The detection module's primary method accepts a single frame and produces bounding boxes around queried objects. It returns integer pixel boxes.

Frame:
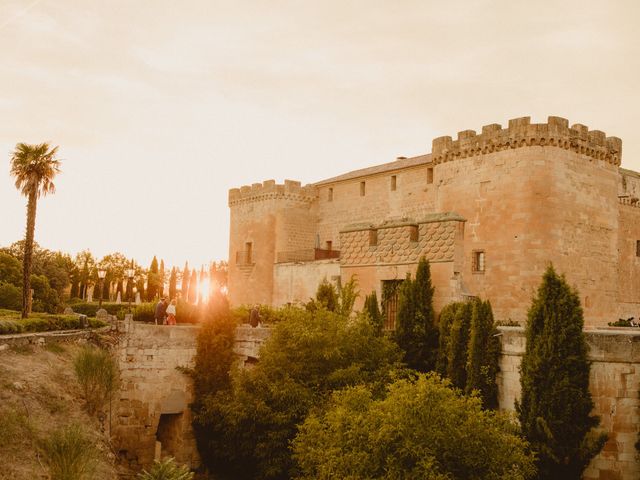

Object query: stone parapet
[228,179,318,206]
[432,116,622,166]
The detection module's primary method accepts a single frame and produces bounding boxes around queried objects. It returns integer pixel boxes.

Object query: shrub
[0,407,33,447]
[0,281,21,310]
[137,457,194,480]
[363,290,383,334]
[0,311,106,334]
[133,303,156,322]
[73,346,119,415]
[293,374,536,480]
[41,424,97,480]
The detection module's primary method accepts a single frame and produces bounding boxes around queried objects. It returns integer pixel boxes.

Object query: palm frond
[9,142,62,198]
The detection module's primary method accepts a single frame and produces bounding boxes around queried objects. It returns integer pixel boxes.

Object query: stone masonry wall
[498,327,640,480]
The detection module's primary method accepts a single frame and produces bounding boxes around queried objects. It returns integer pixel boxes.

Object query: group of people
[154,297,177,325]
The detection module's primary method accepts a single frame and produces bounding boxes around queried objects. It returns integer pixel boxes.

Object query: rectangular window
[637,240,640,257]
[245,242,253,265]
[328,187,333,201]
[360,181,366,196]
[325,240,332,251]
[409,225,419,242]
[369,229,378,246]
[472,250,485,273]
[427,167,434,184]
[390,175,397,191]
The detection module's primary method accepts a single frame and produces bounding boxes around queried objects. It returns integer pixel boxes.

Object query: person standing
[154,297,168,325]
[166,299,177,326]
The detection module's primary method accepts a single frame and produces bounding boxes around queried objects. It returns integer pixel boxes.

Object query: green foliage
[132,303,156,322]
[188,269,198,304]
[0,407,33,447]
[137,457,194,480]
[517,265,606,479]
[41,424,97,480]
[435,302,457,376]
[446,302,472,389]
[192,307,403,479]
[0,281,22,310]
[293,373,536,480]
[181,262,190,300]
[147,256,159,301]
[169,267,177,300]
[394,257,439,372]
[466,299,500,409]
[231,303,283,325]
[73,346,119,415]
[313,278,338,312]
[30,273,60,313]
[363,290,383,334]
[0,252,21,286]
[337,276,359,316]
[0,310,105,334]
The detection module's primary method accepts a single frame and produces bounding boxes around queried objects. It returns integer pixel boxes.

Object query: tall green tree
[363,290,383,334]
[436,302,458,377]
[517,266,606,479]
[169,267,177,300]
[466,299,500,409]
[446,302,472,390]
[146,256,159,301]
[159,259,165,297]
[394,257,439,372]
[181,262,190,301]
[10,143,61,317]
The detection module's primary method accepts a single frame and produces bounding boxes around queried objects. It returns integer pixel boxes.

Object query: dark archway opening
[156,412,183,460]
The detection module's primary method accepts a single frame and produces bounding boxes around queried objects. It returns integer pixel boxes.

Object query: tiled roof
[314,154,432,186]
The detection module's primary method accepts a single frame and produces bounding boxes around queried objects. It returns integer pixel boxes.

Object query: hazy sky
[1,0,639,269]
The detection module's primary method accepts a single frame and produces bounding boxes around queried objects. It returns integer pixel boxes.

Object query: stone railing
[431,116,622,166]
[276,248,340,263]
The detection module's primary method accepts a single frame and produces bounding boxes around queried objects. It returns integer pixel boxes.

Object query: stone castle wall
[227,115,639,328]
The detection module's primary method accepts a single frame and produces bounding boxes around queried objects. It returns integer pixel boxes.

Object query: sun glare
[198,277,210,303]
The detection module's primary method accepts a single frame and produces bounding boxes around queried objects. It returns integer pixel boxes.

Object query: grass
[41,424,98,480]
[0,407,34,447]
[73,346,119,415]
[137,457,194,480]
[45,342,67,354]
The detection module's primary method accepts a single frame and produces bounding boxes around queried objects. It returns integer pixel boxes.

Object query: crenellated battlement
[228,179,317,206]
[432,116,622,166]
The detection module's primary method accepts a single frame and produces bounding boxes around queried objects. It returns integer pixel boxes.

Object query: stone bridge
[111,320,640,479]
[113,321,270,470]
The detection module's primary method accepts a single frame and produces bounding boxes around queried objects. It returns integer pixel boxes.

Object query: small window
[245,242,253,265]
[637,240,640,257]
[472,250,485,273]
[326,241,332,251]
[360,181,366,196]
[427,167,434,184]
[328,187,333,201]
[369,229,378,246]
[390,175,397,191]
[409,225,418,242]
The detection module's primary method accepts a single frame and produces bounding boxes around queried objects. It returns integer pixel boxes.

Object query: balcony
[276,248,340,263]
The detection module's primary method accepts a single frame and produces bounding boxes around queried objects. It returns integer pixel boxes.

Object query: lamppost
[97,268,107,307]
[126,264,135,314]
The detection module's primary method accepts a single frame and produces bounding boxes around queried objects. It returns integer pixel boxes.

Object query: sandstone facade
[228,116,640,327]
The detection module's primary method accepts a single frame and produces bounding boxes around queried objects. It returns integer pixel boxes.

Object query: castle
[228,116,640,328]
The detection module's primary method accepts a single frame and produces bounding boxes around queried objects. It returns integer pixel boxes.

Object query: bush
[0,281,21,310]
[0,311,106,334]
[133,303,156,322]
[137,457,194,480]
[293,374,536,480]
[73,346,119,415]
[41,424,97,480]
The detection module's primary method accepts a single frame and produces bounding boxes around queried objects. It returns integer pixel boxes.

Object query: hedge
[0,310,106,335]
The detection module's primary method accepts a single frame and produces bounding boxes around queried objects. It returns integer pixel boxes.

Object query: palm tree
[9,143,61,318]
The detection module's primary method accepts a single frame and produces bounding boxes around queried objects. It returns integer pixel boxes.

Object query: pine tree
[394,257,439,372]
[517,265,606,479]
[146,256,159,301]
[446,301,472,390]
[169,267,177,300]
[136,277,145,302]
[466,299,500,409]
[188,269,198,304]
[363,291,383,334]
[181,262,190,301]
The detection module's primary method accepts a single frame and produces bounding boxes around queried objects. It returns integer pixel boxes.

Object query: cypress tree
[363,290,383,334]
[181,262,190,301]
[395,257,439,372]
[159,259,165,297]
[169,267,177,300]
[146,256,159,301]
[188,269,198,304]
[466,299,500,409]
[447,301,472,390]
[436,302,458,376]
[517,265,606,479]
